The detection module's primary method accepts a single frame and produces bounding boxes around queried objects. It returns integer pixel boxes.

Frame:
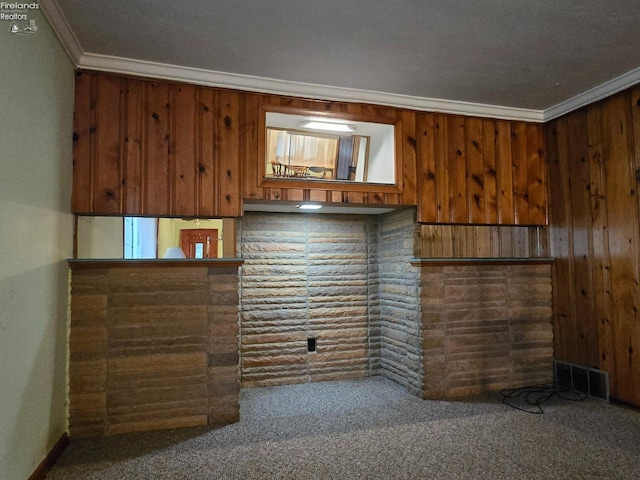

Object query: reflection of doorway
[180,229,218,258]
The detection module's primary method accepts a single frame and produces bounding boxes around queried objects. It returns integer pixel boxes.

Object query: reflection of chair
[308,166,326,179]
[288,165,309,177]
[270,161,285,177]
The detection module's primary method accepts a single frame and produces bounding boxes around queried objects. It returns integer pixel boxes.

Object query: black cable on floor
[500,381,587,414]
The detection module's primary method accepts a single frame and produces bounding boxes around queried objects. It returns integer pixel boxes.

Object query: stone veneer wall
[238,210,553,400]
[420,264,554,399]
[366,217,382,375]
[377,209,423,395]
[68,264,240,438]
[239,213,376,387]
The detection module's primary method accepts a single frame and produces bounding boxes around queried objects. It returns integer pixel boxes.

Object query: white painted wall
[0,10,74,480]
[363,124,395,184]
[77,216,124,258]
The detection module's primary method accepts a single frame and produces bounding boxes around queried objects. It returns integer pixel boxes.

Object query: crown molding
[39,0,83,64]
[543,67,640,121]
[41,0,640,124]
[77,52,545,122]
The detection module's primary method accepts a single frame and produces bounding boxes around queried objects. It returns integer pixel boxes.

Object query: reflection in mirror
[157,218,223,259]
[76,216,226,259]
[124,217,157,258]
[76,216,123,259]
[265,112,395,185]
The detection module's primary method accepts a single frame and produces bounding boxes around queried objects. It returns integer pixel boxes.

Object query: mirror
[76,216,233,259]
[266,127,370,181]
[259,107,400,191]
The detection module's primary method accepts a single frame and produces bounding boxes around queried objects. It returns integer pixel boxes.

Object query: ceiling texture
[42,0,640,122]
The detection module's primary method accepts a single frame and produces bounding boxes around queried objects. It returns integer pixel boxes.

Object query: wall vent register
[554,360,609,401]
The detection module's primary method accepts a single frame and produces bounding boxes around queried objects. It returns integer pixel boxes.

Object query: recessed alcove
[237,207,423,394]
[237,207,554,398]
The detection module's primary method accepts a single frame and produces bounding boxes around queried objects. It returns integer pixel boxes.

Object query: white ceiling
[42,0,640,122]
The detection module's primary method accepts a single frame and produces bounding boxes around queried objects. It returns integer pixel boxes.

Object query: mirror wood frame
[257,104,404,193]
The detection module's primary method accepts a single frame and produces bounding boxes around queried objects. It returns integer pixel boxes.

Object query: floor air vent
[554,360,609,401]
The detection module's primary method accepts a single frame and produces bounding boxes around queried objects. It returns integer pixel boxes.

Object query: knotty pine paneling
[73,71,547,225]
[511,122,529,224]
[601,93,640,406]
[400,110,419,206]
[483,119,499,224]
[466,117,486,224]
[547,116,577,362]
[172,84,198,215]
[415,113,547,225]
[94,75,123,213]
[71,72,93,213]
[527,124,547,223]
[218,90,243,216]
[546,86,640,408]
[198,87,218,216]
[72,72,244,217]
[496,120,515,224]
[123,80,144,212]
[448,116,468,223]
[585,104,615,382]
[416,113,437,221]
[419,225,549,259]
[145,80,171,214]
[566,111,598,368]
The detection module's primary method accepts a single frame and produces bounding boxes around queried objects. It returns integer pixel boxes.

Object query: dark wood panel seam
[410,257,554,266]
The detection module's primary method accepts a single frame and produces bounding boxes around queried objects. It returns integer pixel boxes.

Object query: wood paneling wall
[416,114,547,225]
[546,87,640,407]
[419,225,549,258]
[72,71,547,226]
[72,72,243,217]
